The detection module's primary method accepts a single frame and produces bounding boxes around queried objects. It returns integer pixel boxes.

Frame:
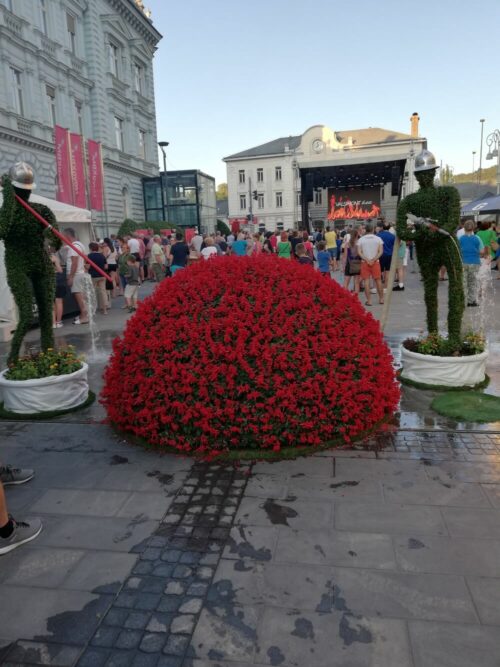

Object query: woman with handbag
[343,228,362,294]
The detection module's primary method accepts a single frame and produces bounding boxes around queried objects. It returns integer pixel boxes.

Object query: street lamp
[158,141,169,221]
[485,129,500,195]
[472,150,476,175]
[478,118,485,190]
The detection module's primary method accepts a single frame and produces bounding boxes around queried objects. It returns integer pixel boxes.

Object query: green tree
[216,183,228,200]
[441,164,454,185]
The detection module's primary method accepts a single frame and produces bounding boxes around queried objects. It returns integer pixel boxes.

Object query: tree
[216,183,228,200]
[441,165,454,185]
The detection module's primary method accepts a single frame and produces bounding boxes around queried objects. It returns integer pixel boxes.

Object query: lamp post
[478,118,485,191]
[472,150,476,175]
[158,141,169,222]
[485,129,500,195]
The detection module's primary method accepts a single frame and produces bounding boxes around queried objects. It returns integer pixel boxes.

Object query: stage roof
[300,159,408,190]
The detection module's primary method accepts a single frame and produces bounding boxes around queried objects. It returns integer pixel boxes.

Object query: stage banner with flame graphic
[55,125,73,205]
[87,139,104,211]
[327,188,381,221]
[69,133,87,209]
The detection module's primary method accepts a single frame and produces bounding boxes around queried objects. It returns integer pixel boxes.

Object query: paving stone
[466,576,500,625]
[274,528,397,569]
[427,461,500,484]
[116,492,172,520]
[164,581,185,595]
[394,535,500,576]
[91,626,121,648]
[105,649,135,666]
[139,633,166,653]
[134,593,162,611]
[336,458,429,481]
[252,457,333,477]
[289,476,383,502]
[178,597,203,614]
[115,630,143,650]
[222,526,277,562]
[124,611,151,630]
[191,605,259,662]
[64,552,139,593]
[4,640,82,666]
[331,566,477,623]
[162,633,190,656]
[186,582,209,597]
[260,607,412,667]
[0,547,84,588]
[409,620,500,667]
[383,479,489,506]
[30,489,131,517]
[480,484,500,507]
[156,596,181,613]
[131,654,160,667]
[336,502,447,535]
[133,562,154,576]
[77,647,110,666]
[235,496,333,530]
[442,507,500,538]
[104,608,129,627]
[170,614,196,635]
[161,550,182,563]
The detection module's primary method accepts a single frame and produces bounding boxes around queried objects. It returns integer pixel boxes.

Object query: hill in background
[453,164,497,185]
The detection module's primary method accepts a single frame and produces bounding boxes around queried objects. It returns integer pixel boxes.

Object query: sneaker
[0,517,42,556]
[0,465,34,486]
[370,288,377,294]
[56,322,64,328]
[393,285,405,291]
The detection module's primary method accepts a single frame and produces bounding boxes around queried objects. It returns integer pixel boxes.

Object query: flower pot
[0,363,89,414]
[400,347,488,388]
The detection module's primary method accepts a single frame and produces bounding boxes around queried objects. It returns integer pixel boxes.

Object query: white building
[0,0,162,235]
[224,116,426,232]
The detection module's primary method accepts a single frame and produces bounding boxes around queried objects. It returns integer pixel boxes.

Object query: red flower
[102,255,399,457]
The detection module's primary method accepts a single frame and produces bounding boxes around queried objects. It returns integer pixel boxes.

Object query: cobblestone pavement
[1,421,500,667]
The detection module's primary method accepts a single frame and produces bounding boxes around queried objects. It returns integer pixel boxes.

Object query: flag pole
[14,194,112,282]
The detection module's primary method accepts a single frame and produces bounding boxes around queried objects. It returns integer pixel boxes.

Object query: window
[108,42,119,77]
[40,0,48,34]
[46,85,56,126]
[138,129,146,159]
[257,193,264,209]
[275,166,282,181]
[10,68,23,115]
[257,168,263,183]
[238,169,245,184]
[66,13,76,54]
[275,192,283,208]
[314,189,323,205]
[296,191,302,206]
[239,193,246,210]
[114,116,124,151]
[133,63,143,94]
[75,100,83,135]
[3,0,12,11]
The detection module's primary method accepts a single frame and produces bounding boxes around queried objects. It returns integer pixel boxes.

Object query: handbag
[348,258,362,275]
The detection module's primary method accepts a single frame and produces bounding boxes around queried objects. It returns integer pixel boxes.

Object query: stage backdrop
[327,187,381,221]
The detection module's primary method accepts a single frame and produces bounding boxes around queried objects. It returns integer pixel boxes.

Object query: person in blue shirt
[230,233,247,257]
[376,221,396,283]
[316,241,332,276]
[460,220,483,307]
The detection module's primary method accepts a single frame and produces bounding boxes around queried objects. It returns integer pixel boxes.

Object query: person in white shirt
[201,237,217,260]
[127,236,140,255]
[63,227,88,324]
[357,222,384,306]
[191,231,203,253]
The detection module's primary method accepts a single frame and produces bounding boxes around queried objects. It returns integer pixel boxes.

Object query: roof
[454,182,494,202]
[224,127,417,160]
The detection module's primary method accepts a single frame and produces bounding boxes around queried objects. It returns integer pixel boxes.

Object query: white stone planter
[400,347,488,388]
[0,362,89,414]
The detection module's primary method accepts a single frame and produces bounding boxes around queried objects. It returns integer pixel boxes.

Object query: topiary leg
[32,269,55,352]
[443,239,465,345]
[415,241,439,335]
[7,268,34,364]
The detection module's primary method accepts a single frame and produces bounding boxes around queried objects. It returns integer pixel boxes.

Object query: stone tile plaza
[0,2,500,667]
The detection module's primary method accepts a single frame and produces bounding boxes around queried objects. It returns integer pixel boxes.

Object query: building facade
[143,170,217,234]
[0,0,161,235]
[224,118,426,231]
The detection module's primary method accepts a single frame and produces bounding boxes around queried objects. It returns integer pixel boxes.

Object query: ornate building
[0,0,161,234]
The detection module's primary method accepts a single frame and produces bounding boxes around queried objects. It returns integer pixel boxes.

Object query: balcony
[1,8,23,39]
[17,118,32,135]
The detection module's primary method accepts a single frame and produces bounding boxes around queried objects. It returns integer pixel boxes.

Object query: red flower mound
[102,255,399,457]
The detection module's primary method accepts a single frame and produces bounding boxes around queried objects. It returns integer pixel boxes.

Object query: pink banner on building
[55,125,73,204]
[69,133,87,209]
[87,139,104,211]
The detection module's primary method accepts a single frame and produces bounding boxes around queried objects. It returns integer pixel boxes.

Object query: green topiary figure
[0,163,61,364]
[396,150,464,346]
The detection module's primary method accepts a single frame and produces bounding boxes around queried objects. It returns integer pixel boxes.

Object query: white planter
[0,362,89,414]
[400,347,488,388]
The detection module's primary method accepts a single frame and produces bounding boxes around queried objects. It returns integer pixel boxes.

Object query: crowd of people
[49,217,499,326]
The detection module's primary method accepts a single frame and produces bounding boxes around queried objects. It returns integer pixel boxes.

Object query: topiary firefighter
[0,163,61,364]
[396,150,464,346]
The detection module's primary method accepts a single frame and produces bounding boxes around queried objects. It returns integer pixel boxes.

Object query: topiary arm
[38,205,62,251]
[436,186,460,234]
[0,175,16,240]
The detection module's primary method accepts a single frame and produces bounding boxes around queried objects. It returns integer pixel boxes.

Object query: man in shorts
[357,222,384,306]
[64,227,88,324]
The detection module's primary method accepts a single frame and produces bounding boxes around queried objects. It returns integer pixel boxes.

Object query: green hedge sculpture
[396,153,464,345]
[0,169,61,364]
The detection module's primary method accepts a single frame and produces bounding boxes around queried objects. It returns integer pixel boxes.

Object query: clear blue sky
[148,0,500,186]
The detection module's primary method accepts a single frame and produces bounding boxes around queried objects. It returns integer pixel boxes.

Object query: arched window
[122,186,130,219]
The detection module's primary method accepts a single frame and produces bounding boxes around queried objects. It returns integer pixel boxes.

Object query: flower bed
[4,346,83,380]
[102,256,400,458]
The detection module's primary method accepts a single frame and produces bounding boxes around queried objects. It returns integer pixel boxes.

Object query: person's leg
[343,275,350,290]
[362,266,372,304]
[55,298,63,324]
[376,278,384,303]
[96,278,107,313]
[354,275,360,294]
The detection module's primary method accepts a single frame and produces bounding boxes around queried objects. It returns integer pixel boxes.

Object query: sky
[147,0,500,186]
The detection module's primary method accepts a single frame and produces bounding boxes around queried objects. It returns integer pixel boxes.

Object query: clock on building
[312,139,324,153]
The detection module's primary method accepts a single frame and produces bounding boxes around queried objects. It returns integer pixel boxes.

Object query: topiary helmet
[9,161,36,190]
[414,149,439,173]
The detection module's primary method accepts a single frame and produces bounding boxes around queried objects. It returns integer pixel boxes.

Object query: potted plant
[395,150,488,388]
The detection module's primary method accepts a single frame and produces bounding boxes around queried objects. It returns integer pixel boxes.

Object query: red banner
[69,133,86,209]
[87,139,104,211]
[55,125,73,204]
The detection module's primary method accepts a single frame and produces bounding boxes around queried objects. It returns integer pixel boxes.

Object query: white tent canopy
[0,193,94,323]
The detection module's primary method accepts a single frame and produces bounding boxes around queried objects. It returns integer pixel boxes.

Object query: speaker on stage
[305,173,314,202]
[391,166,400,197]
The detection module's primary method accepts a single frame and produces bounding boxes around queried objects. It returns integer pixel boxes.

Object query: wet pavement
[0,269,499,666]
